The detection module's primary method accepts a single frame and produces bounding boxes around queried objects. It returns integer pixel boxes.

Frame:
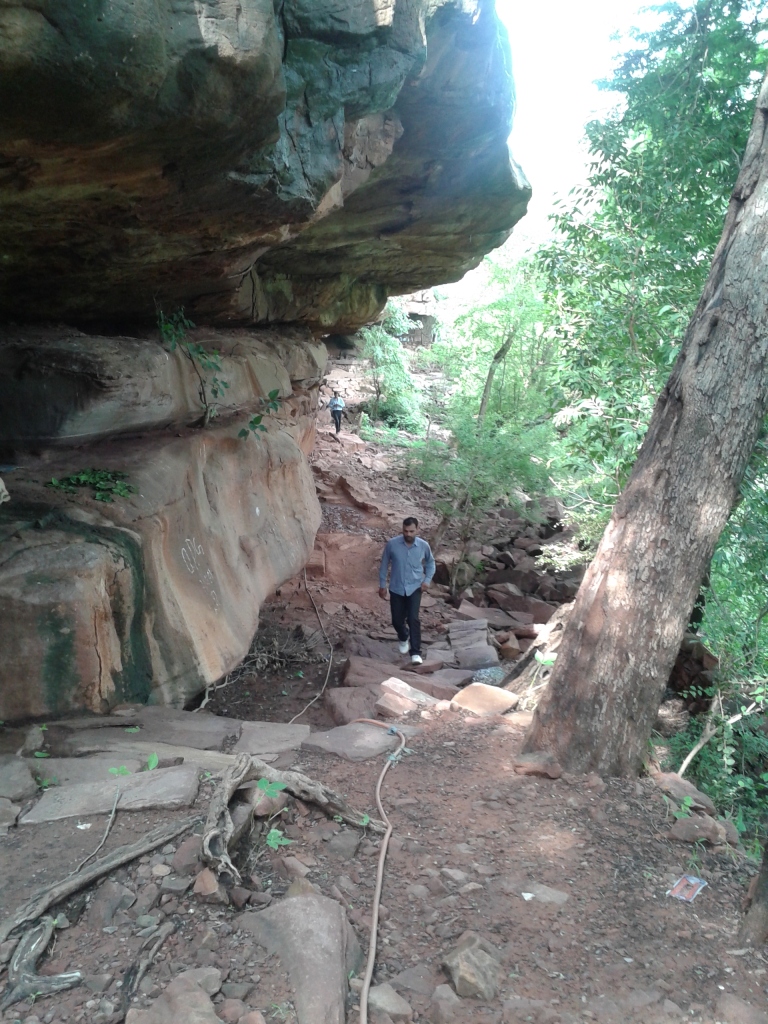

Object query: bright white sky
[495,0,660,248]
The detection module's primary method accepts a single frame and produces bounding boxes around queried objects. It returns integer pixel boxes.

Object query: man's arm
[422,541,436,589]
[378,541,392,596]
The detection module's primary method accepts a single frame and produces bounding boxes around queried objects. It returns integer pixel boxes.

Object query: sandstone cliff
[0,0,528,329]
[0,329,325,720]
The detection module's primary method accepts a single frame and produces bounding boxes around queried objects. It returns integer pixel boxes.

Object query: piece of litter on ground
[623,957,633,963]
[666,874,707,901]
[521,892,535,901]
[76,822,92,830]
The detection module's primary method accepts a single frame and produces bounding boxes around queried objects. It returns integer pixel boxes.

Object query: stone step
[20,764,200,824]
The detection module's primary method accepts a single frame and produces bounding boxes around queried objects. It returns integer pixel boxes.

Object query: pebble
[217,997,247,1023]
[440,868,468,884]
[151,862,171,877]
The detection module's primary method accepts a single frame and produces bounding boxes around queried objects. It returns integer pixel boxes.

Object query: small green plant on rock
[265,827,292,851]
[109,765,131,777]
[252,777,287,810]
[47,469,136,503]
[239,389,282,440]
[158,308,228,426]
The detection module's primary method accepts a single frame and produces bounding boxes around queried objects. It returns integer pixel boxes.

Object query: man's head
[333,390,340,396]
[402,516,418,544]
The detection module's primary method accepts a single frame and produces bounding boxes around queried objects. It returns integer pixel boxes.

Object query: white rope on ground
[351,718,406,1024]
[287,567,335,725]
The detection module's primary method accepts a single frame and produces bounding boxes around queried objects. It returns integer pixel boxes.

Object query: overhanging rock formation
[0,329,325,720]
[0,0,529,328]
[0,0,529,720]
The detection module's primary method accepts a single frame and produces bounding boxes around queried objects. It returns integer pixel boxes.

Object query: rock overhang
[0,0,530,331]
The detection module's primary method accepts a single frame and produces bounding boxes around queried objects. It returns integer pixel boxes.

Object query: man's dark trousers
[389,589,422,656]
[331,410,342,432]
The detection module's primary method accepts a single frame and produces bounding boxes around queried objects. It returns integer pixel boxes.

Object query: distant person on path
[328,391,346,433]
[378,516,435,665]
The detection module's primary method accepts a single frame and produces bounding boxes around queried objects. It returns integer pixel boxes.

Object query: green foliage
[239,389,282,440]
[146,752,159,771]
[109,765,131,777]
[536,1,768,529]
[47,469,136,503]
[255,778,288,800]
[159,307,228,424]
[358,324,423,432]
[265,827,292,850]
[33,751,50,758]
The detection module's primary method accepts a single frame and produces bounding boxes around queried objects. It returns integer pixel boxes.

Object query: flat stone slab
[302,723,421,761]
[233,722,310,756]
[20,764,200,823]
[454,645,500,669]
[381,677,440,707]
[241,892,361,1024]
[0,754,38,801]
[35,756,144,787]
[134,707,241,751]
[451,682,518,716]
[457,602,516,630]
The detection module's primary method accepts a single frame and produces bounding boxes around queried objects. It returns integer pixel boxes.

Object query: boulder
[325,686,380,726]
[668,813,726,845]
[454,646,500,670]
[368,983,413,1021]
[456,602,517,629]
[0,397,320,721]
[0,755,37,802]
[125,968,223,1024]
[451,683,518,717]
[241,892,362,1024]
[442,932,501,1000]
[649,771,717,816]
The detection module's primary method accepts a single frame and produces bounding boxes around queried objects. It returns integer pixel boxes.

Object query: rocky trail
[1,356,767,1024]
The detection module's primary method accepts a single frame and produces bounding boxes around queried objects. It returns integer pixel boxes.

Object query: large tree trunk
[522,77,768,775]
[739,845,768,946]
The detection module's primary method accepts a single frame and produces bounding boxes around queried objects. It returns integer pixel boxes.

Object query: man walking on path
[328,391,346,433]
[378,517,435,665]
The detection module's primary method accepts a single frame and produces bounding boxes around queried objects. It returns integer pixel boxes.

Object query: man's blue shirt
[379,535,435,596]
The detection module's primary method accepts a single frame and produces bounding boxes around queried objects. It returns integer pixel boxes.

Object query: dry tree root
[0,815,202,949]
[0,916,82,1010]
[117,920,176,1020]
[202,754,384,881]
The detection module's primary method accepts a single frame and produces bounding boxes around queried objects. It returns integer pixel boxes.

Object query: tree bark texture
[739,844,768,946]
[523,77,768,775]
[477,332,513,428]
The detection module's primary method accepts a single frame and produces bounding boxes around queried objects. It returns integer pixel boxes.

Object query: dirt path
[1,369,766,1024]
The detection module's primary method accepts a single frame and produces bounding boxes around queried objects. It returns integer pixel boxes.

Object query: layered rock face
[0,0,529,329]
[0,329,325,720]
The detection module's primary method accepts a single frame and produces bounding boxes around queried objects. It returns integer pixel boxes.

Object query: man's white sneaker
[398,640,410,655]
[411,654,423,665]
